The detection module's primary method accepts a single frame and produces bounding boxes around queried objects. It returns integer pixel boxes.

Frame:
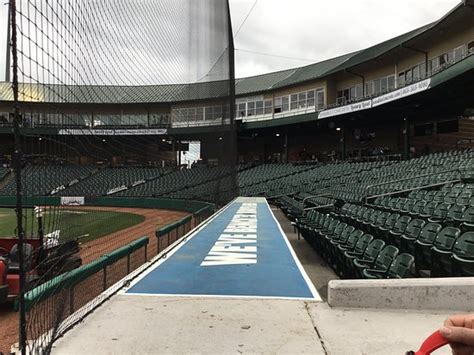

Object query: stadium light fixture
[336,127,341,131]
[218,137,223,141]
[275,133,280,137]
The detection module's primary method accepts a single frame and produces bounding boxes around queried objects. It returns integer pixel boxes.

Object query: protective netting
[2,0,237,353]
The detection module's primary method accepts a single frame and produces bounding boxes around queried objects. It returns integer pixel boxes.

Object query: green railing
[17,236,149,312]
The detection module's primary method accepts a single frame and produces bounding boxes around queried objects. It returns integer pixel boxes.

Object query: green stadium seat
[388,215,411,246]
[347,239,385,279]
[327,225,355,267]
[363,253,414,279]
[452,232,474,277]
[341,234,375,278]
[414,222,442,274]
[356,245,398,278]
[376,213,400,242]
[399,219,426,254]
[430,227,461,277]
[334,230,364,275]
[427,202,451,223]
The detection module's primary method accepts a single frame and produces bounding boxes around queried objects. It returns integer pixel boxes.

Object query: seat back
[392,215,411,233]
[338,226,355,244]
[452,232,474,259]
[404,219,426,239]
[373,245,399,271]
[417,222,442,244]
[432,202,451,219]
[384,213,400,229]
[367,210,380,224]
[362,239,385,260]
[352,234,374,255]
[333,222,348,237]
[411,200,427,215]
[345,230,364,249]
[374,212,389,226]
[422,201,438,215]
[447,204,466,220]
[462,207,474,223]
[327,219,340,233]
[433,227,461,251]
[387,253,415,278]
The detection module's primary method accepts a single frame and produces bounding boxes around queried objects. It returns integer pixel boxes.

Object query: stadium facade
[0,1,473,164]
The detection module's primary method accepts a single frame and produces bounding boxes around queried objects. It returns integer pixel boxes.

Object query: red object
[413,330,449,355]
[0,260,5,283]
[0,238,40,252]
[7,274,20,296]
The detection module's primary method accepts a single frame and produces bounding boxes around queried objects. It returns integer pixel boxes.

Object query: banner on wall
[58,129,167,135]
[61,196,85,206]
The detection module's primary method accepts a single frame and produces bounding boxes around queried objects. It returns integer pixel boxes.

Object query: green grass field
[0,208,145,243]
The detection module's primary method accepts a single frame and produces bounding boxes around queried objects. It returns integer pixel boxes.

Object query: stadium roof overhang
[241,55,474,132]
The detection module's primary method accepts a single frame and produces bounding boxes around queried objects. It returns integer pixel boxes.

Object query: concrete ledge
[328,277,474,312]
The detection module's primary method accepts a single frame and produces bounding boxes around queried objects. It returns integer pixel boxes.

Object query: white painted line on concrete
[264,199,322,301]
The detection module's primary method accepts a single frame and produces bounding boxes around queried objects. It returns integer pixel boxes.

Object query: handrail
[365,179,461,204]
[304,203,334,212]
[302,192,332,209]
[364,167,462,203]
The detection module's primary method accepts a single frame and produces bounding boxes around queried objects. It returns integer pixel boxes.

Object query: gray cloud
[230,0,461,78]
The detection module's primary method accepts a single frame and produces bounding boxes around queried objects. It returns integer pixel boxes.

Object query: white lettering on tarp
[201,203,258,267]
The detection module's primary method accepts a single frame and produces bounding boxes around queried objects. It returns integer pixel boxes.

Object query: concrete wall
[328,277,474,312]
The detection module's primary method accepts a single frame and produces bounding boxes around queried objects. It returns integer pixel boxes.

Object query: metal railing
[364,167,462,204]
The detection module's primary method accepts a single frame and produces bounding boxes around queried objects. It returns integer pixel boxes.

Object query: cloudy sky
[0,0,461,82]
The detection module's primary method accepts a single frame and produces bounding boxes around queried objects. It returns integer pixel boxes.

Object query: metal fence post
[69,286,75,314]
[103,266,107,291]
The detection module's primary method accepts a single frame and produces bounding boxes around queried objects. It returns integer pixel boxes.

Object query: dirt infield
[0,206,190,354]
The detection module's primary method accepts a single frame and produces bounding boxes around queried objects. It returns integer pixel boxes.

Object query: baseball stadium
[0,0,473,354]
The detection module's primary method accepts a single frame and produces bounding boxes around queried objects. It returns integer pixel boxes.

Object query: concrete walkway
[52,295,452,354]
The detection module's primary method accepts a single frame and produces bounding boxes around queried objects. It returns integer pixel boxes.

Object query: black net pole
[227,0,238,200]
[9,0,27,353]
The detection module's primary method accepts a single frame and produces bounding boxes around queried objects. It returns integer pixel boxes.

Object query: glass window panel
[282,96,289,112]
[255,101,264,115]
[430,57,440,72]
[453,46,464,62]
[238,103,246,117]
[387,76,395,90]
[307,90,315,99]
[274,97,282,113]
[350,87,357,99]
[298,92,307,108]
[196,107,204,120]
[264,100,272,114]
[412,65,420,80]
[205,107,213,120]
[247,102,255,116]
[316,90,325,110]
[374,79,381,94]
[290,94,298,110]
[380,77,388,92]
[213,106,222,119]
